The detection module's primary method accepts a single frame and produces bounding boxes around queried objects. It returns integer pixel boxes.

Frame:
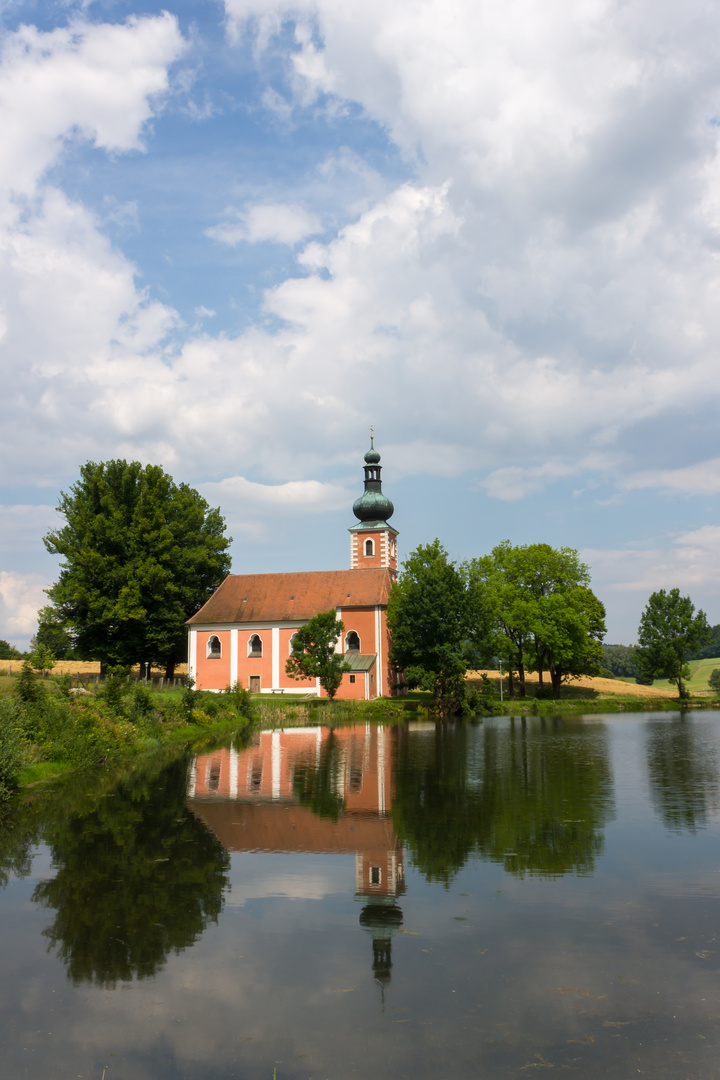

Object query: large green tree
[31,606,76,660]
[635,588,711,699]
[469,541,606,699]
[286,610,350,700]
[43,460,231,677]
[387,539,492,713]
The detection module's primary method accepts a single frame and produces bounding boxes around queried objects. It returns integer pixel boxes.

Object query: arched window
[248,634,263,658]
[288,632,298,655]
[364,538,374,557]
[207,635,222,659]
[346,631,360,653]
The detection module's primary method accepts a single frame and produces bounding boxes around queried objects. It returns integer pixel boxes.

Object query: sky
[2,0,720,649]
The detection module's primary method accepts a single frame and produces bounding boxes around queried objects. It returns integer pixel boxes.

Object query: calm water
[1,713,719,1080]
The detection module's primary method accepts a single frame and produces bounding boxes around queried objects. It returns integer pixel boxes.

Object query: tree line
[10,459,717,707]
[386,538,607,710]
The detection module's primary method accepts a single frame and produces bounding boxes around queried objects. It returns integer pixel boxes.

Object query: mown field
[469,670,673,697]
[615,656,720,695]
[0,660,189,678]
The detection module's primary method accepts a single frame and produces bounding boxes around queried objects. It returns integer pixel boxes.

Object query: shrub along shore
[0,663,256,801]
[1,663,714,801]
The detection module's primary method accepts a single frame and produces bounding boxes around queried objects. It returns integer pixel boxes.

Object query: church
[187,441,400,699]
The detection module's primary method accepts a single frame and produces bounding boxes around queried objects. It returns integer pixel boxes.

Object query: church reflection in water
[187,725,405,991]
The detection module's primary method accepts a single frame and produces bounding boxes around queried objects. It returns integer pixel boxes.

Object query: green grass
[641,656,720,696]
[18,761,75,786]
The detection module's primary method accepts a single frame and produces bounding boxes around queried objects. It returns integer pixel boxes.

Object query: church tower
[349,436,398,574]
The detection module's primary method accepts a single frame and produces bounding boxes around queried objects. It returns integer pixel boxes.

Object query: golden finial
[370,424,374,447]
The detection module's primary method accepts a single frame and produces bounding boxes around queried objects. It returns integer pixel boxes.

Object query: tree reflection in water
[392,718,615,883]
[646,717,720,833]
[33,758,230,987]
[292,730,346,821]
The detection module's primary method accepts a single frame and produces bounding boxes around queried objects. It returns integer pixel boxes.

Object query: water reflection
[189,725,406,988]
[188,718,615,990]
[33,758,230,986]
[3,715,720,1080]
[393,718,615,882]
[646,717,720,833]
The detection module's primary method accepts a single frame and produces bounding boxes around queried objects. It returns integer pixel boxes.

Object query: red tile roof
[187,569,395,625]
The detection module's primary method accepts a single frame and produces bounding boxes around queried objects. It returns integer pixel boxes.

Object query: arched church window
[364,538,374,557]
[288,632,298,655]
[207,635,222,659]
[346,631,360,652]
[248,634,263,658]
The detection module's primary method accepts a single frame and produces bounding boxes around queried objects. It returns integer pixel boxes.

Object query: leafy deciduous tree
[602,643,638,678]
[387,540,492,714]
[32,606,76,660]
[469,541,606,699]
[636,588,712,699]
[0,640,22,661]
[43,460,231,678]
[286,610,350,700]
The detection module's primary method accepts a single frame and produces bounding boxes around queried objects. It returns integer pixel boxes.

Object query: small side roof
[188,568,395,626]
[343,653,377,672]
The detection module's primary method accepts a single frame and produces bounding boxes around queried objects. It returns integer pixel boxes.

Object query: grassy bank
[251,684,705,724]
[0,667,256,798]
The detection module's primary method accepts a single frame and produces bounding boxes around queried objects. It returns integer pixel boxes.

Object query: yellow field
[0,660,189,678]
[467,670,673,698]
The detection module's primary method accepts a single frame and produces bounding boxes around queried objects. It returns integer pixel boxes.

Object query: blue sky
[2,0,720,647]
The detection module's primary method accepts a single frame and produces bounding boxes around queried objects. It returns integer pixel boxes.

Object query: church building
[187,441,400,699]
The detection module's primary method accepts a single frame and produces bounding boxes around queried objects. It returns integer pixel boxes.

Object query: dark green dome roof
[353,489,394,522]
[353,438,394,523]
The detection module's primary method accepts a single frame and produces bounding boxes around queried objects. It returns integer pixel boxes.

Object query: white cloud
[0,571,48,641]
[207,203,322,245]
[0,15,185,485]
[200,475,350,511]
[4,1,720,639]
[223,872,342,905]
[584,525,720,640]
[214,0,720,491]
[619,458,720,496]
[0,14,185,205]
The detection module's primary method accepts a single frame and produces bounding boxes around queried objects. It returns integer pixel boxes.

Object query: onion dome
[353,439,394,523]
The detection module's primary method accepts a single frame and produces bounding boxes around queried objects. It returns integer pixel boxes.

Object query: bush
[99,667,131,715]
[708,668,720,693]
[14,661,45,704]
[222,682,255,720]
[0,700,26,800]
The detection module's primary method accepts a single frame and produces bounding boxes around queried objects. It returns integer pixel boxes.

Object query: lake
[1,712,719,1079]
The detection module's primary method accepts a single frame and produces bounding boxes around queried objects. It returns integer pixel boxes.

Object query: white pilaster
[230,744,238,798]
[335,607,343,653]
[271,730,281,799]
[230,629,238,687]
[375,605,383,696]
[272,626,280,687]
[377,725,386,815]
[189,629,197,681]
